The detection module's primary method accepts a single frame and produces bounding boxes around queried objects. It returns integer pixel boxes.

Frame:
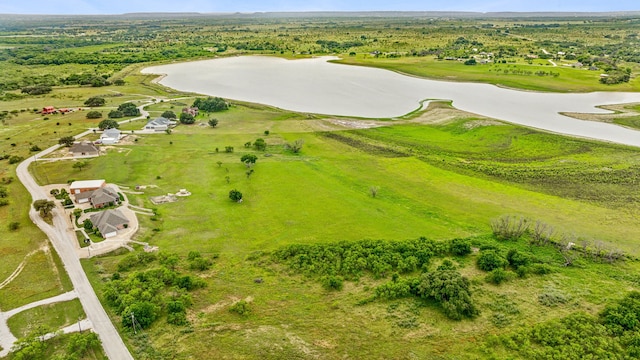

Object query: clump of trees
[98,119,119,130]
[33,199,55,218]
[58,135,75,147]
[193,97,228,112]
[21,85,52,95]
[84,96,106,107]
[161,110,177,119]
[104,251,207,329]
[179,113,195,124]
[117,102,140,116]
[496,291,640,358]
[272,237,450,280]
[86,110,102,119]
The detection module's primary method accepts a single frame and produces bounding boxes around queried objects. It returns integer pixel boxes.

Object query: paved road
[16,141,133,359]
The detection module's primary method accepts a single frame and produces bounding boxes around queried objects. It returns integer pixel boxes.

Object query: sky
[0,0,638,15]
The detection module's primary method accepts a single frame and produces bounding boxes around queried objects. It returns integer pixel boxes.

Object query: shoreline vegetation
[1,13,640,359]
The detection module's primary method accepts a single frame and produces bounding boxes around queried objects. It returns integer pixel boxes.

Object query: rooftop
[70,179,106,189]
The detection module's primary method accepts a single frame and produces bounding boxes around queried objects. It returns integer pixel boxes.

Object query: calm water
[142,56,640,147]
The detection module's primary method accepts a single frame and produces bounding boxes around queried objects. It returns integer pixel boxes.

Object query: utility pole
[131,312,136,334]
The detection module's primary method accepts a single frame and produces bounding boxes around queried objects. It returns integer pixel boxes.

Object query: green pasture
[0,247,72,310]
[336,56,640,92]
[7,299,85,338]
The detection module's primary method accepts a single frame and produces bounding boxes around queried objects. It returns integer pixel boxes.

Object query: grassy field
[2,14,640,359]
[24,101,640,358]
[336,56,640,92]
[7,299,85,338]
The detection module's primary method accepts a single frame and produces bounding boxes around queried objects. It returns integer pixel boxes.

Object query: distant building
[70,179,106,195]
[182,107,199,117]
[42,106,56,115]
[143,117,177,132]
[90,209,129,238]
[100,128,121,145]
[69,141,99,158]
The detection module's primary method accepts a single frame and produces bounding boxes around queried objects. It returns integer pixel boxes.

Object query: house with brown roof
[89,187,120,208]
[70,141,99,157]
[90,209,129,238]
[182,107,199,117]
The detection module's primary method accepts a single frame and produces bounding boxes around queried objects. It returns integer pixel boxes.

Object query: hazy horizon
[1,0,638,15]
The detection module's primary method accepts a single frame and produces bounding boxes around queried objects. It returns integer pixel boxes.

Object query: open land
[1,12,640,359]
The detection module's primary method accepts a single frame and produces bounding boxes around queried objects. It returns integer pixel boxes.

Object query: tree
[229,189,243,202]
[117,102,140,116]
[241,154,257,165]
[83,219,93,231]
[84,96,106,107]
[253,138,266,151]
[73,208,83,219]
[416,270,479,320]
[73,161,88,171]
[208,118,219,127]
[98,119,119,130]
[58,136,75,147]
[108,110,124,119]
[114,79,126,86]
[33,199,55,218]
[161,110,177,119]
[122,301,160,329]
[179,112,195,124]
[193,97,228,112]
[86,110,102,119]
[285,139,305,153]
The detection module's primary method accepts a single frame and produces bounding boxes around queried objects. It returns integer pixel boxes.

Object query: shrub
[229,300,250,315]
[450,238,472,256]
[486,268,511,285]
[321,275,344,291]
[8,221,19,231]
[477,250,508,272]
[189,257,212,271]
[29,145,41,152]
[506,249,531,269]
[229,189,243,202]
[208,118,218,127]
[538,288,571,307]
[8,155,23,164]
[601,291,640,335]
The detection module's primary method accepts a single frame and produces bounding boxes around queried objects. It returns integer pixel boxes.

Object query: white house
[100,128,121,145]
[143,117,177,132]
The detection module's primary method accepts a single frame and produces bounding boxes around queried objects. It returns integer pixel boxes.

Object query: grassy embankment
[336,55,640,93]
[29,96,640,358]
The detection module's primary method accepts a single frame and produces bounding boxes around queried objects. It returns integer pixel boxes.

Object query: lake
[142,56,640,147]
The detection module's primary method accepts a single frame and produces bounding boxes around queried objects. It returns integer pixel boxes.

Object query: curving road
[16,137,133,359]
